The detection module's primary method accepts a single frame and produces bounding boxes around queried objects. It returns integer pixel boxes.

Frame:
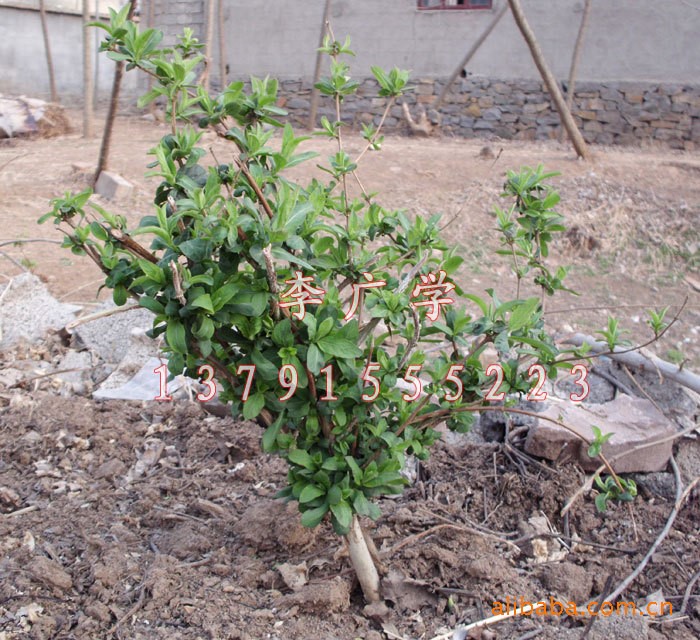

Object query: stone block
[477,96,495,108]
[482,107,502,121]
[524,395,677,473]
[473,119,494,130]
[95,171,133,200]
[576,110,597,120]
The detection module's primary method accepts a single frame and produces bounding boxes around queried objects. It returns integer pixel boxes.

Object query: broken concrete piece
[94,170,133,200]
[93,356,184,401]
[0,273,80,351]
[73,302,153,364]
[524,394,677,473]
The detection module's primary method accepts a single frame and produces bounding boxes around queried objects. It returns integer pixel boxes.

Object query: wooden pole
[560,0,592,141]
[307,0,332,131]
[507,0,589,159]
[83,0,94,137]
[435,2,508,110]
[93,2,136,186]
[39,0,59,103]
[217,0,227,89]
[202,0,216,92]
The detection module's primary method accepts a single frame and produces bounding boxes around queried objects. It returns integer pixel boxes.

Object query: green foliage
[594,474,637,512]
[596,316,630,351]
[587,425,614,459]
[40,8,646,535]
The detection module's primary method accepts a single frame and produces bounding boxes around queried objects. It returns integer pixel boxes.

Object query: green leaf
[242,391,265,420]
[139,296,164,314]
[300,503,328,528]
[190,293,214,313]
[262,414,284,452]
[299,484,325,504]
[113,285,128,306]
[306,344,324,375]
[272,318,294,347]
[288,448,315,470]
[316,336,363,359]
[329,500,353,533]
[595,493,609,513]
[166,319,187,353]
[509,297,540,332]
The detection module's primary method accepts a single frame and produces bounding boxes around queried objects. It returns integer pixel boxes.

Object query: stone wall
[274,77,700,150]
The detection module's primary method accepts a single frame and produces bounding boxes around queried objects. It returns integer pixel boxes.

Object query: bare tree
[217,0,227,88]
[202,0,217,91]
[507,0,588,159]
[93,2,136,185]
[435,2,509,110]
[83,0,94,138]
[307,0,333,131]
[560,0,593,141]
[39,0,59,103]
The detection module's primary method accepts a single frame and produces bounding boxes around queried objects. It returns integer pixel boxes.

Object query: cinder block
[95,171,133,200]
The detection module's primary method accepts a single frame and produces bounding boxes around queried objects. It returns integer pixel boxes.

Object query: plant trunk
[93,2,135,186]
[435,1,508,110]
[559,0,592,141]
[507,0,589,159]
[39,0,59,103]
[82,0,94,138]
[346,515,381,603]
[307,0,332,131]
[217,0,227,88]
[202,0,217,92]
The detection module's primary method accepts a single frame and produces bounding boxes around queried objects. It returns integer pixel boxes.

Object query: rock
[524,395,677,473]
[635,472,676,500]
[0,273,80,350]
[94,170,133,200]
[93,356,185,401]
[541,562,593,603]
[74,301,153,364]
[28,556,73,591]
[586,613,648,640]
[275,576,350,613]
[55,350,95,395]
[84,602,112,623]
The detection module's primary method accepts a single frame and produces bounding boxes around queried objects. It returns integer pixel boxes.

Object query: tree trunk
[217,0,227,88]
[346,515,381,603]
[146,0,156,115]
[435,1,508,110]
[507,0,589,159]
[82,0,94,138]
[202,0,217,92]
[39,0,59,103]
[307,0,332,131]
[560,0,592,141]
[93,2,136,186]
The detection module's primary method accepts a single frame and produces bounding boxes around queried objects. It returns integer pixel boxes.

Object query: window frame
[417,0,493,10]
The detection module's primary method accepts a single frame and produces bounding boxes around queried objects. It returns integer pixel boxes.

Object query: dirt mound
[0,384,698,639]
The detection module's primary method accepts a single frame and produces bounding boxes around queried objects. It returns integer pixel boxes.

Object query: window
[417,0,493,9]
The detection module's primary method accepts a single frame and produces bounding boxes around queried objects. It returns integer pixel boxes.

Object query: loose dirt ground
[0,112,699,639]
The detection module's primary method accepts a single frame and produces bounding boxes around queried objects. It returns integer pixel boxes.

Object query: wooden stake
[39,0,59,103]
[83,0,94,138]
[435,2,508,110]
[217,0,227,88]
[307,0,332,131]
[507,0,589,159]
[560,0,593,141]
[93,2,136,186]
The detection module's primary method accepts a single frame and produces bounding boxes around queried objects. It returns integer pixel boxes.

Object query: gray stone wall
[274,78,700,150]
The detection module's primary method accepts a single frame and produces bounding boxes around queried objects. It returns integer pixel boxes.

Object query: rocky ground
[0,113,699,639]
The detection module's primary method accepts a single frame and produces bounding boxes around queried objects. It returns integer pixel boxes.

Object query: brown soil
[1,112,699,639]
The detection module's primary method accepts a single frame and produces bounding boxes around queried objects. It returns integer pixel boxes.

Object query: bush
[41,5,620,603]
